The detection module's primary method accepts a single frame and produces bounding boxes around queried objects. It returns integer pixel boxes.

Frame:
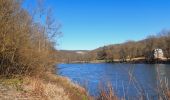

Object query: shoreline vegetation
[64,57,170,64]
[0,73,90,100]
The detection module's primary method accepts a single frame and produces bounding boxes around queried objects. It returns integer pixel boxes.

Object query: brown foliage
[0,0,60,77]
[88,31,170,62]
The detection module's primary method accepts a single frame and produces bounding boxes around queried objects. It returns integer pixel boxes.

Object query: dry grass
[43,73,92,100]
[156,66,170,100]
[0,73,91,100]
[97,83,118,100]
[22,73,91,100]
[22,76,70,100]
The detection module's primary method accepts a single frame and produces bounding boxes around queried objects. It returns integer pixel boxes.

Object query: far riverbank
[64,57,170,64]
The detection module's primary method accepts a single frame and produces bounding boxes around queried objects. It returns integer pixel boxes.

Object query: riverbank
[0,73,91,100]
[66,57,170,64]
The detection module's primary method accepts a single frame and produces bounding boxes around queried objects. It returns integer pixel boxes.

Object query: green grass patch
[0,77,23,91]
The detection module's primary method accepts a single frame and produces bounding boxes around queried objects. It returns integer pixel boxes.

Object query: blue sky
[24,0,170,50]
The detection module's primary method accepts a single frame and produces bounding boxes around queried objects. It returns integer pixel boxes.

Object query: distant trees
[105,48,114,62]
[161,32,170,60]
[144,36,156,61]
[87,30,170,62]
[97,46,107,60]
[119,47,127,62]
[123,41,136,61]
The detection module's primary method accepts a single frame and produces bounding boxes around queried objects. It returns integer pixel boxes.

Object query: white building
[153,49,164,59]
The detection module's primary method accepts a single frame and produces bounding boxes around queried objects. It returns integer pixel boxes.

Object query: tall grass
[97,83,118,100]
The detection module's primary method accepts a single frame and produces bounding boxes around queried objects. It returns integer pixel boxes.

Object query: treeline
[94,30,170,62]
[0,0,60,77]
[59,30,170,63]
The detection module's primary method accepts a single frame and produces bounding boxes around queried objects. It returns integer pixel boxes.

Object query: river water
[57,63,170,98]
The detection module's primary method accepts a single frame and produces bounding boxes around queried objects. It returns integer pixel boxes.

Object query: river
[57,63,170,98]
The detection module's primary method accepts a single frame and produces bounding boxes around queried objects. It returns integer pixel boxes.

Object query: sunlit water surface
[57,63,170,98]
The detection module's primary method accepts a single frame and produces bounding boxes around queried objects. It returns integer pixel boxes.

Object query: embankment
[0,73,91,100]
